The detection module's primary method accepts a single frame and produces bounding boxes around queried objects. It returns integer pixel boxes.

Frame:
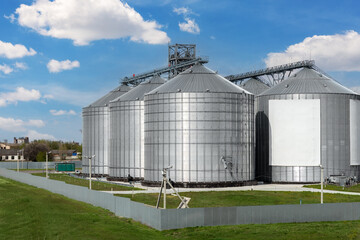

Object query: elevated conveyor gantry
[225,60,328,86]
[121,57,208,86]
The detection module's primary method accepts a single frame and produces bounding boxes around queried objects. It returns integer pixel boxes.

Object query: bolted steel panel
[144,64,255,185]
[82,85,130,175]
[256,68,360,182]
[109,77,165,178]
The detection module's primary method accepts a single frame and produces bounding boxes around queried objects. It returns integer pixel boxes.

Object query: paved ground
[19,171,360,196]
[100,181,360,196]
[20,172,360,196]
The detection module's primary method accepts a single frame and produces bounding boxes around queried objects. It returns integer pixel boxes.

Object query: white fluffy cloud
[173,7,191,15]
[173,7,200,34]
[26,119,45,127]
[0,87,41,107]
[27,130,56,141]
[0,117,44,132]
[179,18,200,34]
[0,64,13,74]
[50,109,76,116]
[0,40,36,59]
[4,14,16,23]
[14,62,28,70]
[47,59,80,73]
[265,30,360,71]
[15,0,170,45]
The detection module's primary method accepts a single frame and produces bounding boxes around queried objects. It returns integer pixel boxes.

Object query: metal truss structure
[168,44,196,78]
[121,44,208,86]
[121,42,326,88]
[225,60,327,86]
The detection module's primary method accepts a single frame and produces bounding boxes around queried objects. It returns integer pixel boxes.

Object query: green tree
[36,151,46,162]
[48,141,60,150]
[24,142,49,161]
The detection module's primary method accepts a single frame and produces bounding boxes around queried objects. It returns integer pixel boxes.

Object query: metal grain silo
[240,78,270,96]
[82,85,131,176]
[143,63,255,187]
[256,67,360,183]
[109,76,165,180]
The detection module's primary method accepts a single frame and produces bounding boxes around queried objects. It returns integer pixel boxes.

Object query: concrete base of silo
[80,173,109,178]
[107,176,144,182]
[141,180,257,188]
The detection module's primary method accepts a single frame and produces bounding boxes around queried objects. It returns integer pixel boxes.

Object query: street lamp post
[17,151,20,172]
[85,155,95,190]
[46,151,52,179]
[319,164,324,204]
[21,149,24,169]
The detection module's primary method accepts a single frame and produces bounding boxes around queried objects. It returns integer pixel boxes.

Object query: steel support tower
[168,44,196,78]
[121,44,207,86]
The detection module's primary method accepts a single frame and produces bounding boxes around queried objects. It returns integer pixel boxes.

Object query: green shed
[56,163,75,172]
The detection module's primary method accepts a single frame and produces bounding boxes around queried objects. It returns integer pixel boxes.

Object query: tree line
[16,140,82,162]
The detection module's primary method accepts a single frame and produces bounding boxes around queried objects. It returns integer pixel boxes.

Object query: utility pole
[85,155,95,190]
[17,151,19,172]
[46,151,51,179]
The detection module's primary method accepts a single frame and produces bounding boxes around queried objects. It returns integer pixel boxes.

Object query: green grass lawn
[2,176,360,240]
[32,173,142,191]
[305,183,360,193]
[118,190,360,209]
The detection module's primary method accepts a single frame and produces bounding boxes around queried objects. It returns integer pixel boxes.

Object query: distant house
[14,137,29,144]
[0,149,24,161]
[0,143,11,149]
[51,150,78,161]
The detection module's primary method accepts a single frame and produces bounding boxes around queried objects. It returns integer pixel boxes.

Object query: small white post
[89,157,92,190]
[164,178,166,209]
[320,164,324,204]
[46,152,49,179]
[17,152,19,172]
[87,155,95,190]
[21,150,24,169]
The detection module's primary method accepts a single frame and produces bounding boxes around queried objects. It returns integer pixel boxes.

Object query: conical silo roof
[87,85,131,107]
[112,75,165,102]
[241,78,270,95]
[259,68,358,96]
[146,63,251,94]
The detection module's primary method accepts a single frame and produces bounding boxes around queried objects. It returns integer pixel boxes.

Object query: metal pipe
[156,179,164,209]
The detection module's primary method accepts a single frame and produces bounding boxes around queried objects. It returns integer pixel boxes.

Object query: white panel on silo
[269,99,321,166]
[350,99,360,165]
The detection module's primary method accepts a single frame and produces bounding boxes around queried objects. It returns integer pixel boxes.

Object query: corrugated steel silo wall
[256,93,360,182]
[109,101,144,178]
[82,106,110,175]
[144,92,254,184]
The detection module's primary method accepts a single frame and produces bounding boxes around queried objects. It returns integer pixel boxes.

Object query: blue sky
[0,0,360,143]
